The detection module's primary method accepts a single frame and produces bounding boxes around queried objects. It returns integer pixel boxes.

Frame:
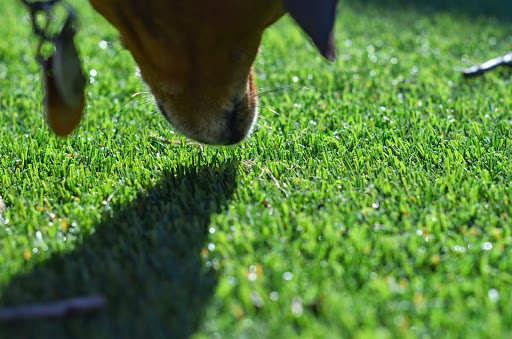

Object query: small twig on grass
[104,185,122,211]
[463,52,512,78]
[185,142,205,154]
[258,168,289,198]
[0,295,107,322]
[150,135,205,154]
[151,134,181,146]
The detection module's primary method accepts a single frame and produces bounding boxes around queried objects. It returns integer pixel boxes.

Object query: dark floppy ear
[282,0,338,62]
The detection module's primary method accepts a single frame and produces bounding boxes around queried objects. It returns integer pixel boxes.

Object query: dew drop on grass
[488,289,499,303]
[291,297,304,317]
[248,272,257,282]
[251,291,264,307]
[227,276,237,286]
[452,245,465,253]
[270,291,279,301]
[283,272,293,281]
[481,242,492,251]
[99,40,108,49]
[208,243,215,251]
[0,196,5,215]
[212,259,220,270]
[209,227,215,234]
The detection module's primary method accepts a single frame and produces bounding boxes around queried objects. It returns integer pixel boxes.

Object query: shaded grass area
[1,0,512,338]
[2,161,237,338]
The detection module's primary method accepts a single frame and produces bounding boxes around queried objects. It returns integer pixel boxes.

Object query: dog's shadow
[1,160,239,338]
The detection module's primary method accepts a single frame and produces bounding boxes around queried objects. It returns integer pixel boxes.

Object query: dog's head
[89,0,338,145]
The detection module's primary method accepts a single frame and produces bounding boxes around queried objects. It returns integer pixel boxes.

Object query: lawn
[1,0,512,338]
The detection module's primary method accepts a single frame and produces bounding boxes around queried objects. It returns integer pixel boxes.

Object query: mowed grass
[1,0,512,337]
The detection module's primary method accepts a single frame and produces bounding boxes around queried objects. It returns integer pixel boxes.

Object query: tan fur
[89,0,286,145]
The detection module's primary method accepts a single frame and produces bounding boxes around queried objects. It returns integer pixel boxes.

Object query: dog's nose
[156,98,256,146]
[224,100,249,145]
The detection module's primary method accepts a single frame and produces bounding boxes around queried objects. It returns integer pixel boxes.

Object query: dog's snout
[154,90,257,146]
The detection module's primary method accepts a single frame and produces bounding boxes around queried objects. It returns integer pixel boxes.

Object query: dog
[89,0,338,145]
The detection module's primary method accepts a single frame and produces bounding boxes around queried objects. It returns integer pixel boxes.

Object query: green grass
[1,0,512,338]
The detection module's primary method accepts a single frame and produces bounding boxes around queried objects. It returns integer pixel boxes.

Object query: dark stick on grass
[463,52,512,78]
[0,295,107,322]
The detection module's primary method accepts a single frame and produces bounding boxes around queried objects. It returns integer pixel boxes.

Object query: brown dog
[89,0,338,145]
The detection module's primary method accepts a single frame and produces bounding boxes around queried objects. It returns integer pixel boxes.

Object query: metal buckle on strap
[21,0,86,136]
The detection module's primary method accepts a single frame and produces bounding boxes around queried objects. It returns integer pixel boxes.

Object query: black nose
[156,101,167,116]
[225,101,247,145]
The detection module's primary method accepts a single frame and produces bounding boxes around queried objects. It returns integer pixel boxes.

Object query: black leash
[20,0,86,136]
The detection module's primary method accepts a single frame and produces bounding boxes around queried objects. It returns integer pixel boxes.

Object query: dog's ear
[282,0,338,62]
